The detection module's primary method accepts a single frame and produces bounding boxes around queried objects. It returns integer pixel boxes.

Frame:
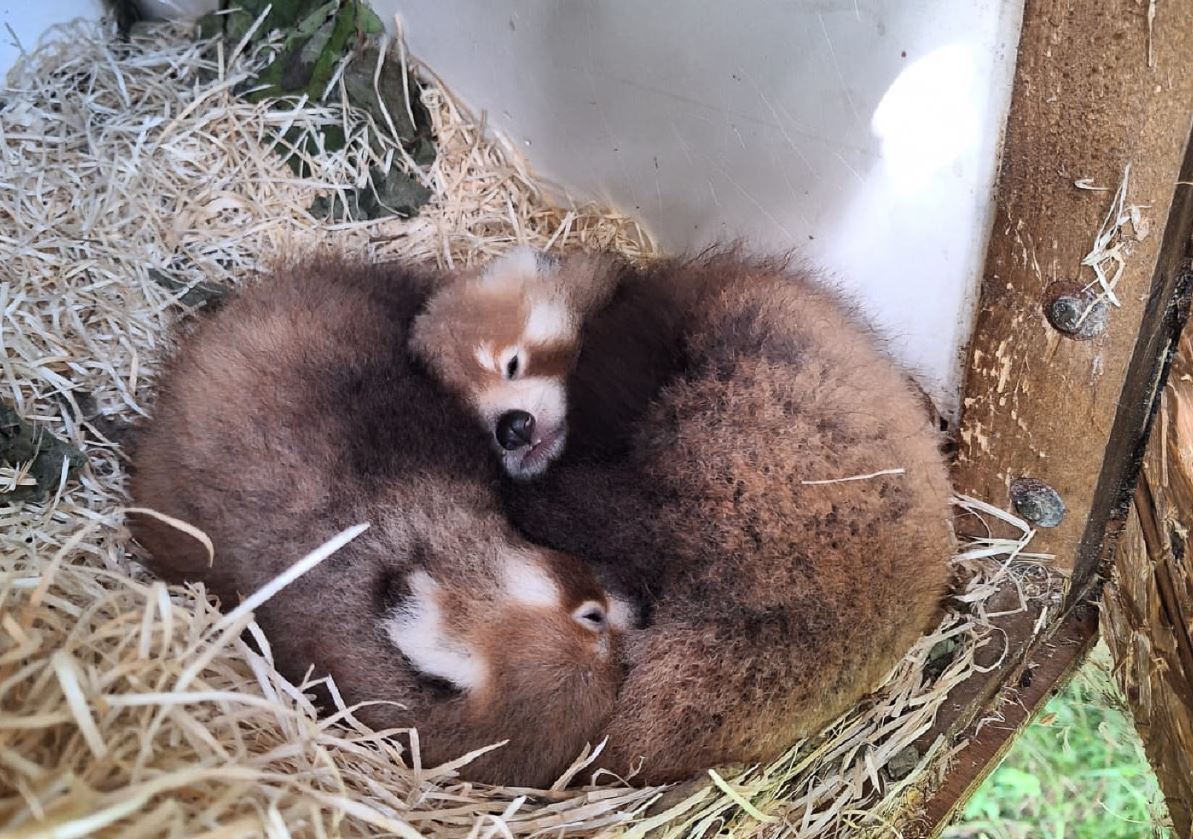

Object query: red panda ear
[555,251,622,316]
[481,247,542,287]
[408,307,440,367]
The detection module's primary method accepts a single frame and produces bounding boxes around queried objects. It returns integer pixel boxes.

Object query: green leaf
[148,269,227,308]
[224,8,256,42]
[309,165,431,222]
[294,0,340,38]
[357,2,384,34]
[197,12,224,40]
[341,40,420,142]
[304,1,358,99]
[206,0,436,221]
[0,402,86,505]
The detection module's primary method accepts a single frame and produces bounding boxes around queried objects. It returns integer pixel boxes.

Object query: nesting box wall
[99,0,1024,418]
[387,0,1026,419]
[0,0,105,77]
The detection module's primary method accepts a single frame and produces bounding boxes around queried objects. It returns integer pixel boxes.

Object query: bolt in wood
[1010,477,1066,528]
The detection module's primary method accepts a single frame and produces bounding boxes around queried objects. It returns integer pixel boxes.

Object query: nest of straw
[0,20,1066,838]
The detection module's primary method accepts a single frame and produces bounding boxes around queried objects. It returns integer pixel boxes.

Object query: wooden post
[952,0,1193,600]
[916,0,1193,831]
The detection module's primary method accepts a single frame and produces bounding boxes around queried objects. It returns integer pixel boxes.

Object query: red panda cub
[409,248,618,480]
[128,256,626,787]
[416,247,955,784]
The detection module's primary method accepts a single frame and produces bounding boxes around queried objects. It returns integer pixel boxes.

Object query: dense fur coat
[503,250,956,784]
[128,258,623,786]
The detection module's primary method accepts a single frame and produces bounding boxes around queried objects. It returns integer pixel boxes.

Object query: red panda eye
[579,607,605,627]
[505,356,520,379]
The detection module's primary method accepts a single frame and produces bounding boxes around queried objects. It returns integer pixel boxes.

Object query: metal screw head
[1010,477,1066,528]
[1043,282,1107,339]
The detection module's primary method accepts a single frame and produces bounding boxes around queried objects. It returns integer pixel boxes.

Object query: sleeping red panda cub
[128,256,625,787]
[415,247,955,785]
[409,248,617,480]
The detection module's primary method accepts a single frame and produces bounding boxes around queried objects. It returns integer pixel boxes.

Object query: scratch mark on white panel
[582,67,639,208]
[552,61,876,156]
[778,165,813,227]
[818,13,862,125]
[769,141,813,227]
[776,103,822,171]
[669,118,696,166]
[703,155,794,241]
[731,123,746,149]
[835,151,865,185]
[742,71,814,175]
[708,180,721,207]
[580,2,638,208]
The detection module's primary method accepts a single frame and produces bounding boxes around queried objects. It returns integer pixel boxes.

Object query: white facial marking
[474,343,498,374]
[605,595,636,632]
[383,570,485,691]
[524,298,573,345]
[501,553,562,609]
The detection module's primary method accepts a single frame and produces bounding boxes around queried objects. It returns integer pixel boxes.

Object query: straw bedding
[0,20,1065,837]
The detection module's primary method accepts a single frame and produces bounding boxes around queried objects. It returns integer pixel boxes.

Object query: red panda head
[381,546,632,712]
[411,248,583,480]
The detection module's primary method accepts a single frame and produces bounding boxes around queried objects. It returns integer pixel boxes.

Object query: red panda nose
[496,410,536,450]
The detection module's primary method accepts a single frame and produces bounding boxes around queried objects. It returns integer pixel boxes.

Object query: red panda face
[412,248,581,480]
[381,547,631,701]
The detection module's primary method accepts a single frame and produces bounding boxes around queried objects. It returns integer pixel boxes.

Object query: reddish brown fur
[128,256,621,786]
[408,250,614,408]
[409,268,542,398]
[504,249,955,784]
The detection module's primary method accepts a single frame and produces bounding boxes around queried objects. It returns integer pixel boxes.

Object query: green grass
[944,641,1173,839]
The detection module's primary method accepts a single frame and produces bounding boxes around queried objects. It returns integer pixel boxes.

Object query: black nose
[496,410,536,450]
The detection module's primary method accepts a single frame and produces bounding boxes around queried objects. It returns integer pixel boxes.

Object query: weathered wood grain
[952,0,1193,592]
[912,603,1099,839]
[1102,335,1193,837]
[914,0,1193,830]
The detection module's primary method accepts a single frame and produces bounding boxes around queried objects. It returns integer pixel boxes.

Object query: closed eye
[407,658,464,698]
[573,602,607,631]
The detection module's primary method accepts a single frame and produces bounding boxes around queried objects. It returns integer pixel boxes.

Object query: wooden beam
[952,0,1193,589]
[917,0,1193,828]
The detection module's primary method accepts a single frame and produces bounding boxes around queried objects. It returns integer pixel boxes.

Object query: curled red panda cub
[129,256,624,786]
[416,247,954,784]
[410,248,617,480]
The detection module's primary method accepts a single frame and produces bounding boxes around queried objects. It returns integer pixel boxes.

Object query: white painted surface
[388,1,1024,416]
[1,0,106,79]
